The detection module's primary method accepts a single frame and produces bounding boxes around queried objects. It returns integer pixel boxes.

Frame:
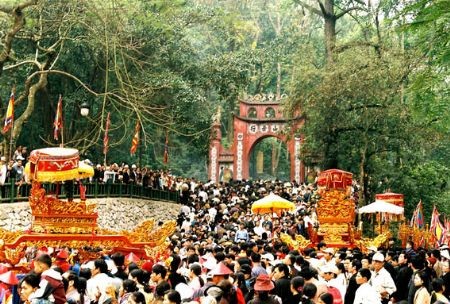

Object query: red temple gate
[208,93,305,183]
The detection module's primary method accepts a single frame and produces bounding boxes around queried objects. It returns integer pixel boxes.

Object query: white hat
[131,164,137,169]
[441,250,450,260]
[0,157,5,162]
[372,252,385,262]
[321,264,339,274]
[367,246,378,252]
[261,253,275,262]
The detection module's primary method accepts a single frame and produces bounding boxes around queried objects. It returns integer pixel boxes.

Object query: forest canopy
[0,0,448,217]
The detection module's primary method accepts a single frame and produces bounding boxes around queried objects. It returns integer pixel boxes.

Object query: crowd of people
[0,178,448,304]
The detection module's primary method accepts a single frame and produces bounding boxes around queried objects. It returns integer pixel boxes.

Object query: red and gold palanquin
[0,147,177,269]
[315,169,356,247]
[25,147,93,182]
[317,169,353,195]
[375,192,404,207]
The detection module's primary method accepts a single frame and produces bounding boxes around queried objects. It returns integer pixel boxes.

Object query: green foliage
[0,0,448,220]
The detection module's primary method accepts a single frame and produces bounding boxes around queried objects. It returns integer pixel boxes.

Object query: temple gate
[208,93,305,183]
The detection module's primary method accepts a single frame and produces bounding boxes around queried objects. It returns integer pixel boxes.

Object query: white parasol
[359,200,404,215]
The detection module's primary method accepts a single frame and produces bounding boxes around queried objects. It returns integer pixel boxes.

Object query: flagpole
[9,117,13,160]
[8,86,15,160]
[60,95,64,147]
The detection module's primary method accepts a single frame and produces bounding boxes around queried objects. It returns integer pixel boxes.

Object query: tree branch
[336,6,366,19]
[0,0,38,76]
[295,0,323,17]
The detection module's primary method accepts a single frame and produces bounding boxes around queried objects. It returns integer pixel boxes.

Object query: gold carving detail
[280,233,312,251]
[29,182,97,216]
[4,243,26,265]
[317,189,354,223]
[356,231,391,253]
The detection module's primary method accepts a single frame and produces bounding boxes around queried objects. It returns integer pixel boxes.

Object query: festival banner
[130,120,140,155]
[103,112,111,155]
[53,95,63,141]
[410,200,424,229]
[2,92,14,134]
[429,205,445,246]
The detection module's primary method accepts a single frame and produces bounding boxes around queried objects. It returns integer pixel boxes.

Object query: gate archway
[209,93,305,183]
[249,136,290,181]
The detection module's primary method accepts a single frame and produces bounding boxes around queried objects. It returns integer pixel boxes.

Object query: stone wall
[0,198,180,232]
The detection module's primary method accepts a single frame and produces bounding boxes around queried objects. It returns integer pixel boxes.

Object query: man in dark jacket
[345,259,361,304]
[392,252,413,303]
[271,263,292,304]
[33,254,67,304]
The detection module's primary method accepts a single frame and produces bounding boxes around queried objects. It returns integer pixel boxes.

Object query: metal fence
[0,180,180,203]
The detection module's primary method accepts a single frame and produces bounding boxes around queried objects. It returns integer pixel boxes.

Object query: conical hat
[0,271,18,285]
[0,264,8,275]
[208,262,233,276]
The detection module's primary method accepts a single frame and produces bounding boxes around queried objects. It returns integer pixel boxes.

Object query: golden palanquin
[317,169,353,195]
[375,192,404,207]
[0,147,176,268]
[315,169,356,247]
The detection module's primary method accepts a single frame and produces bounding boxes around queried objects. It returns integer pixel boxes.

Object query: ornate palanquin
[0,147,176,268]
[314,169,356,247]
[375,192,404,207]
[29,182,98,234]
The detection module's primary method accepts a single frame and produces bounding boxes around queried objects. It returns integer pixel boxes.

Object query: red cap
[56,250,69,259]
[0,271,19,285]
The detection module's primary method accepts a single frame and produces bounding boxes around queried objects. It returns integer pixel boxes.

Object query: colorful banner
[53,95,63,141]
[130,120,140,155]
[2,92,14,134]
[103,112,111,155]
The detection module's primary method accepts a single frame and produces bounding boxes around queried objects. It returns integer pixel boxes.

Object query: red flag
[103,112,111,155]
[53,95,63,140]
[2,92,14,134]
[163,132,169,164]
[130,121,140,155]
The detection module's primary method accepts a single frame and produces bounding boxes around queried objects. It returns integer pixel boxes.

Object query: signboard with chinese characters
[248,123,284,134]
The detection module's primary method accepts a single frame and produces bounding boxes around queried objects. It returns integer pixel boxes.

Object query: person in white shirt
[370,252,396,304]
[198,188,208,202]
[86,259,115,304]
[234,223,249,243]
[354,268,381,304]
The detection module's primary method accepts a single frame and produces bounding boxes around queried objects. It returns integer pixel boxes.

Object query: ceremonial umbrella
[251,193,295,215]
[359,200,404,234]
[24,147,94,182]
[359,200,404,215]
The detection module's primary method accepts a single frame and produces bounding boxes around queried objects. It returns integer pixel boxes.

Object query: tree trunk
[324,16,336,62]
[13,73,48,144]
[323,0,337,63]
[358,134,369,205]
